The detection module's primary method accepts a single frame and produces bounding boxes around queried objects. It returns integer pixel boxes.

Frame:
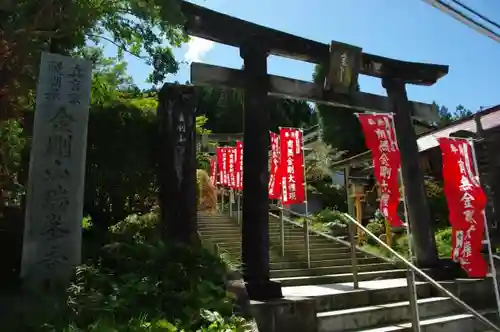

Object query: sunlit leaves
[1,0,188,121]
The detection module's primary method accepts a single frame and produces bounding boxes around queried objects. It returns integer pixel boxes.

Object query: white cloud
[184,36,214,63]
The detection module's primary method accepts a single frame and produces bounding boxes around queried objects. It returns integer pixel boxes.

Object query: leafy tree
[305,140,345,182]
[73,46,136,105]
[0,0,187,121]
[0,119,25,213]
[435,103,473,127]
[312,64,366,156]
[195,87,317,133]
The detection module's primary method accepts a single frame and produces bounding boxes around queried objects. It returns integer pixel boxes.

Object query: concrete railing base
[250,297,317,332]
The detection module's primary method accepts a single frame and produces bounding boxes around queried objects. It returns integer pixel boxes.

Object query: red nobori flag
[224,147,232,187]
[228,147,237,189]
[220,147,229,187]
[210,157,217,186]
[235,141,243,191]
[356,113,403,227]
[268,131,281,199]
[439,137,488,278]
[216,148,223,185]
[279,128,305,204]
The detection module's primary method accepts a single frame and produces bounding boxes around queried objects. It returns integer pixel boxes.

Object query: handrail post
[301,129,311,269]
[221,189,225,213]
[341,212,500,332]
[277,207,500,332]
[400,169,421,332]
[229,190,233,217]
[304,214,311,268]
[280,202,285,256]
[345,166,358,288]
[237,191,241,224]
[407,267,421,332]
[348,221,359,289]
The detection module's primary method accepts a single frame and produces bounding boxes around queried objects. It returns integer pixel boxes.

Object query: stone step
[273,269,407,287]
[201,236,346,251]
[270,263,396,279]
[348,310,498,332]
[305,281,434,312]
[278,242,348,250]
[285,250,371,261]
[317,297,455,332]
[198,225,239,230]
[199,228,241,234]
[269,257,383,270]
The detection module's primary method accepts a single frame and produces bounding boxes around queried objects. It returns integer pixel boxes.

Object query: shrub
[365,219,385,244]
[435,227,452,258]
[308,178,347,211]
[83,103,158,231]
[4,212,247,332]
[425,179,449,228]
[0,119,26,211]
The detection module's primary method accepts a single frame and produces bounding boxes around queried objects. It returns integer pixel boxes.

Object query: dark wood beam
[197,133,244,142]
[239,41,282,300]
[182,2,449,85]
[383,78,438,269]
[191,62,440,123]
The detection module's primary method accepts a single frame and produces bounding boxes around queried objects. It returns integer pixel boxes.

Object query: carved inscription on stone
[21,52,92,283]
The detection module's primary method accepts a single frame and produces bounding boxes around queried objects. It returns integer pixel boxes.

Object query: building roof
[329,104,500,170]
[417,104,500,152]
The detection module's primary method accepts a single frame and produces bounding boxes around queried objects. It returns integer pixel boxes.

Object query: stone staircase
[198,211,500,331]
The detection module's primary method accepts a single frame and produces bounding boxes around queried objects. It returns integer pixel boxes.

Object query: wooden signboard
[324,41,362,95]
[21,52,92,284]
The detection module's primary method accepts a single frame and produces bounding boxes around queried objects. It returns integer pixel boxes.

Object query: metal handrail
[279,208,500,331]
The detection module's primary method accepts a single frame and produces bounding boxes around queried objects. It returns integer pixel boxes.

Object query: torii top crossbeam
[182,2,448,85]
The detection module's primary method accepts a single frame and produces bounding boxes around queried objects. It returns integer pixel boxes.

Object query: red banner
[210,157,217,186]
[228,147,236,189]
[279,128,305,204]
[439,137,487,278]
[220,147,229,187]
[269,131,281,199]
[216,148,224,185]
[356,113,403,227]
[235,141,243,191]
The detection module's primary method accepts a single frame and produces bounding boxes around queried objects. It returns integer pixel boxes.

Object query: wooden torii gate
[180,2,449,301]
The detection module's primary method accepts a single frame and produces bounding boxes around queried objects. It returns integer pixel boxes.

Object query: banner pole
[387,113,420,331]
[301,128,311,269]
[469,139,500,317]
[400,169,422,332]
[216,183,219,213]
[275,129,286,257]
[237,190,241,224]
[280,199,285,257]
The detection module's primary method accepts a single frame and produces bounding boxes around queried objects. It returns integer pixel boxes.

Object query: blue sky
[103,0,500,113]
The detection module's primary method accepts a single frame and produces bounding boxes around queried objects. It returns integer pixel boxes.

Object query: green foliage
[365,219,385,244]
[305,141,345,181]
[312,65,366,156]
[84,102,158,228]
[0,119,26,208]
[425,178,449,228]
[309,180,347,211]
[297,208,348,234]
[314,208,348,228]
[362,227,452,261]
[195,86,317,133]
[435,227,452,257]
[435,103,473,127]
[5,212,247,331]
[73,46,135,105]
[83,96,213,231]
[1,0,187,121]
